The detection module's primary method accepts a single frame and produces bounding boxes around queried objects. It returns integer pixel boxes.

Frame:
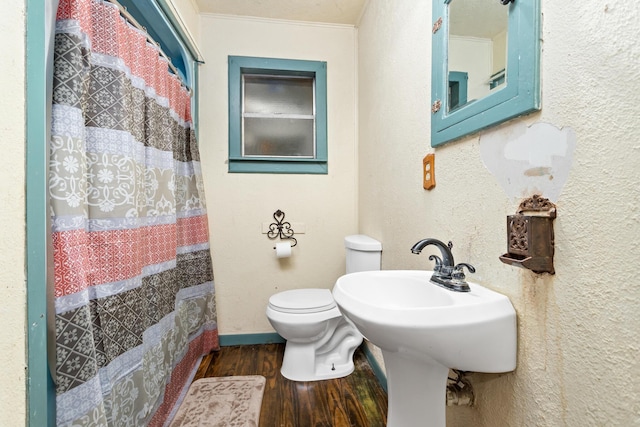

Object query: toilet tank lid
[344,235,382,251]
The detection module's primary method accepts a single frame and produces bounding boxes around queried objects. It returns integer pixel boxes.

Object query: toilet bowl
[266,235,382,382]
[267,288,363,381]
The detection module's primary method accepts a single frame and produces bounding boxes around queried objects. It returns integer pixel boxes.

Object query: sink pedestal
[383,350,449,427]
[333,270,518,427]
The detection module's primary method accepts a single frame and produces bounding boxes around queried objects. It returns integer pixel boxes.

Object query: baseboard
[361,344,388,392]
[219,332,285,346]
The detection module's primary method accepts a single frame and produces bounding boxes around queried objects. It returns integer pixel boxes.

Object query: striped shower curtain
[50,0,219,425]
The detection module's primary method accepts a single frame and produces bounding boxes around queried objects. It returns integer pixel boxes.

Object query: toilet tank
[345,235,382,274]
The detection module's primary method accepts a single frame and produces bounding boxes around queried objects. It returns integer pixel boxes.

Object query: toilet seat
[268,289,336,314]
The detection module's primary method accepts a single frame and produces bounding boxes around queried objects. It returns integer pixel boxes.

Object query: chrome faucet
[411,238,476,292]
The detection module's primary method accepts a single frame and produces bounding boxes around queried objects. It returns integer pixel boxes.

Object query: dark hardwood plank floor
[193,343,388,427]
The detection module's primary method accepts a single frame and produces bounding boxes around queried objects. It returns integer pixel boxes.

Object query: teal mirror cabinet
[431,0,541,147]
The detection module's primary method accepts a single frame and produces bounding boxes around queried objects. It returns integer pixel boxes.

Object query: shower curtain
[50,0,219,425]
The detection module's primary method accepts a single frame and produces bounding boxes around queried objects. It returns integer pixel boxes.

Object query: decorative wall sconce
[499,195,556,274]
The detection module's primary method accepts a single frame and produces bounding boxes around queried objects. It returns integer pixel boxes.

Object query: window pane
[244,117,314,157]
[244,75,314,115]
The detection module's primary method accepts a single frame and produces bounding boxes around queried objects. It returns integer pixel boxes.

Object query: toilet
[266,235,382,381]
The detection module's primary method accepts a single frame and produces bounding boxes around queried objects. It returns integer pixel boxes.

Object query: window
[228,56,328,174]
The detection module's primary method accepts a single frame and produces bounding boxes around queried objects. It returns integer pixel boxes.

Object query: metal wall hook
[267,210,297,247]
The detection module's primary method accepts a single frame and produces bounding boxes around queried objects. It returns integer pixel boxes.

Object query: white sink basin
[333,270,517,427]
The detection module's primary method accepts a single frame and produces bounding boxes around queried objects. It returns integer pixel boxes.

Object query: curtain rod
[105,0,184,84]
[157,0,205,63]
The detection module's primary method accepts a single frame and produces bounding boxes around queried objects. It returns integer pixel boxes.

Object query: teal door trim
[26,0,56,425]
[155,0,205,63]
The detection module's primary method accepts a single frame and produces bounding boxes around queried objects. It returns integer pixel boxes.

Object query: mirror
[431,0,541,147]
[448,0,508,111]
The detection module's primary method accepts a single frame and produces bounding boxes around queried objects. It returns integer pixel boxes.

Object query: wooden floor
[193,343,388,427]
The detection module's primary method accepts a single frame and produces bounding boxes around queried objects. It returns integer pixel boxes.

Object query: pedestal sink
[332,270,517,427]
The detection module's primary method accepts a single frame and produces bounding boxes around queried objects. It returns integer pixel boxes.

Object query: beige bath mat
[170,376,266,427]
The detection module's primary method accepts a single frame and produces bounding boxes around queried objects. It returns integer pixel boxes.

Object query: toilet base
[281,346,356,381]
[280,327,363,381]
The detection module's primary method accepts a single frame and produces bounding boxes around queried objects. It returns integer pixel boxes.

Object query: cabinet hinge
[432,17,443,34]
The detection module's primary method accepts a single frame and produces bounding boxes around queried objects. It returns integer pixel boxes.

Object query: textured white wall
[0,2,27,425]
[358,0,640,425]
[198,15,358,334]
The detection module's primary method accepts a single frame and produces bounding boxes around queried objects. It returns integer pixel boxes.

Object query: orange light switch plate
[423,154,436,190]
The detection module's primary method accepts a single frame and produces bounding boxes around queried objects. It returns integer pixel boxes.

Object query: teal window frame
[228,56,328,174]
[431,0,540,147]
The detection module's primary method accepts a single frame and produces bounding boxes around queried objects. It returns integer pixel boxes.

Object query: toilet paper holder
[267,209,298,247]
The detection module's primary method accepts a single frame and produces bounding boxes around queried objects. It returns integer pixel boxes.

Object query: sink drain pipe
[446,370,474,406]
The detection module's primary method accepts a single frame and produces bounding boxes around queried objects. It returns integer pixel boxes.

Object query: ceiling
[195,1,508,38]
[449,0,508,38]
[194,0,369,25]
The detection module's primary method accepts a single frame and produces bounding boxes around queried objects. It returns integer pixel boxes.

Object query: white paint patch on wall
[479,122,576,202]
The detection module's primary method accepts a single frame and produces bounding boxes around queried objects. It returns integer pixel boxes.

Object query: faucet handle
[452,263,476,280]
[428,255,443,272]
